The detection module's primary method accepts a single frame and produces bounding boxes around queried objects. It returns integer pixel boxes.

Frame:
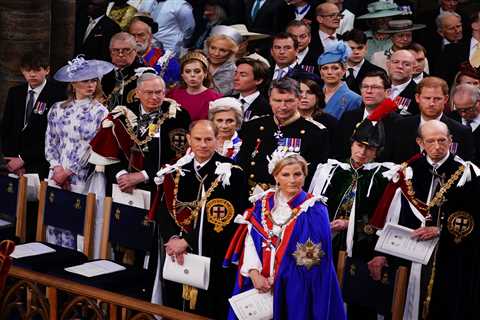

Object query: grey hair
[436,11,461,32]
[208,104,244,129]
[136,73,166,90]
[417,119,450,138]
[110,32,137,49]
[268,77,301,98]
[452,83,480,103]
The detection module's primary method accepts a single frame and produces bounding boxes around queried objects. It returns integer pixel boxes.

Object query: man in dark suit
[435,10,480,86]
[232,57,272,123]
[386,49,419,116]
[269,33,302,81]
[335,70,399,161]
[75,0,121,61]
[389,76,475,163]
[245,0,294,54]
[309,2,342,58]
[1,52,65,179]
[286,0,321,37]
[449,83,480,165]
[287,20,320,75]
[343,29,386,94]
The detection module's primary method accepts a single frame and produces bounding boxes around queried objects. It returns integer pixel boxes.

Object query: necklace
[123,110,170,146]
[170,169,221,231]
[403,165,464,214]
[261,193,305,241]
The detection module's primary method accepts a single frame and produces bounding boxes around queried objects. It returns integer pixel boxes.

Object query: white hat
[245,53,271,68]
[230,24,269,41]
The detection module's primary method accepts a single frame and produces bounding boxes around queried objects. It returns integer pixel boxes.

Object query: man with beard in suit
[450,83,480,165]
[335,70,399,161]
[343,29,386,94]
[232,57,272,123]
[154,120,249,319]
[1,52,65,179]
[101,32,145,111]
[389,76,475,163]
[75,0,121,61]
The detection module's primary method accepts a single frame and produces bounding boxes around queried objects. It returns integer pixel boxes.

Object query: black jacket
[75,15,121,61]
[1,80,66,178]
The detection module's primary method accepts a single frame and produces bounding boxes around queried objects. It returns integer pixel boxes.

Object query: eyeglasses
[111,48,135,55]
[318,13,344,19]
[454,105,477,114]
[360,85,385,91]
[140,90,164,97]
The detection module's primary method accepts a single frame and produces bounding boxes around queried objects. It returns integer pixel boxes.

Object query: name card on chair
[162,253,210,290]
[10,242,56,259]
[112,184,151,209]
[65,259,126,277]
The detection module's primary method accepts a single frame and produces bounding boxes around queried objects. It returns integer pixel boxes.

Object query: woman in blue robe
[225,152,346,320]
[319,41,362,120]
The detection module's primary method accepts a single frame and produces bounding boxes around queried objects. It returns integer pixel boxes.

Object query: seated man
[309,103,397,319]
[90,72,190,194]
[128,14,180,87]
[154,120,249,319]
[1,51,65,179]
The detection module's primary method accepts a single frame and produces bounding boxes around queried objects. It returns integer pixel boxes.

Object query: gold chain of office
[123,112,170,146]
[404,165,464,212]
[171,170,221,229]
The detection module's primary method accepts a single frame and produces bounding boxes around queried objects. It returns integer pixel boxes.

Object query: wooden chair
[0,175,27,242]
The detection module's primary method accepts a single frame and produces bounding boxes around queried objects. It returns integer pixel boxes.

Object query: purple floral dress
[45,98,108,188]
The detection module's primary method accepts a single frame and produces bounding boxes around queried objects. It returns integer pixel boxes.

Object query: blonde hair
[61,80,105,107]
[271,154,308,177]
[206,35,239,56]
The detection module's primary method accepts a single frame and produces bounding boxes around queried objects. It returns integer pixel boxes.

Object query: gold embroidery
[292,238,325,270]
[206,198,234,233]
[447,211,474,244]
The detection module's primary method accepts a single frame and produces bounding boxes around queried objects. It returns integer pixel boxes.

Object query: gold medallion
[447,211,474,244]
[148,123,158,137]
[206,198,235,233]
[292,238,325,270]
[363,224,375,235]
[168,128,188,153]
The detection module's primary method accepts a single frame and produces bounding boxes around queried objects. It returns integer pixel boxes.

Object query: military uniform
[156,152,249,319]
[101,59,145,111]
[236,114,329,189]
[373,154,480,320]
[89,98,190,193]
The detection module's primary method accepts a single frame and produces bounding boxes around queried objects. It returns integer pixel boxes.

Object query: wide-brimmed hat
[357,1,404,20]
[317,41,351,66]
[210,25,243,45]
[230,24,269,41]
[54,56,114,82]
[132,13,159,34]
[245,53,271,68]
[378,19,425,33]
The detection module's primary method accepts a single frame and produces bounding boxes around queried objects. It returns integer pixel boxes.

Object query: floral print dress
[44,98,108,249]
[45,98,108,189]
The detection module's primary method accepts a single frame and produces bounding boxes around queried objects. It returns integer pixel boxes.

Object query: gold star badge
[292,238,325,270]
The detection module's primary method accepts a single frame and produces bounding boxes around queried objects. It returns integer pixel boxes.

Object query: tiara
[267,149,298,175]
[181,51,209,68]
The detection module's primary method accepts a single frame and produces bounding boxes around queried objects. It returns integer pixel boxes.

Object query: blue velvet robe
[226,191,346,320]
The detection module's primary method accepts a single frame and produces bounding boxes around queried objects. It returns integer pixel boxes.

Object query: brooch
[292,238,325,270]
[206,198,235,233]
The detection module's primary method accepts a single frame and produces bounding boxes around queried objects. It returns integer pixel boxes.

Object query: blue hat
[317,41,351,66]
[54,56,114,82]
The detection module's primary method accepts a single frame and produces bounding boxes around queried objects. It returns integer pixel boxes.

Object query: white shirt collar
[297,47,309,64]
[420,113,443,124]
[426,152,450,168]
[390,79,411,98]
[319,30,336,41]
[462,114,480,131]
[413,72,424,84]
[28,79,47,96]
[347,59,364,77]
[194,157,212,171]
[274,61,297,72]
[239,91,260,107]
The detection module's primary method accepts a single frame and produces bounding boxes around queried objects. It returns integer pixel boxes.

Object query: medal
[148,123,158,137]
